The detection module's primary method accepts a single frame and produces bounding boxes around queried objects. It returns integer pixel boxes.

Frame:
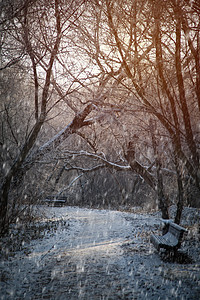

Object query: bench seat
[150,221,187,252]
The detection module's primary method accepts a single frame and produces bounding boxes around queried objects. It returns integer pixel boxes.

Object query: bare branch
[56,174,83,197]
[61,150,131,171]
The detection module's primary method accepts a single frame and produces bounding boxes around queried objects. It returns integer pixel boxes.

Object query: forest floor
[0,205,200,299]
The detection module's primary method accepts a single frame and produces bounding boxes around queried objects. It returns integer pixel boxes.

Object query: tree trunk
[0,177,11,234]
[174,156,184,225]
[124,141,157,190]
[175,5,199,168]
[174,172,184,225]
[0,119,44,234]
[150,119,169,219]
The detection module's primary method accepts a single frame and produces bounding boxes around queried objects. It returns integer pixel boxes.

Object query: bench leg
[160,248,178,262]
[162,223,169,235]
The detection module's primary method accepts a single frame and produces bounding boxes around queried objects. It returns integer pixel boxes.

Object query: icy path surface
[1,206,200,299]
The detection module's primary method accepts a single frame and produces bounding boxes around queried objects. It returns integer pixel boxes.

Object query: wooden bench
[43,199,66,207]
[150,221,187,252]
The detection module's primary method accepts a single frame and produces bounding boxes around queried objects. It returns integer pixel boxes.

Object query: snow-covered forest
[1,0,200,231]
[0,0,200,298]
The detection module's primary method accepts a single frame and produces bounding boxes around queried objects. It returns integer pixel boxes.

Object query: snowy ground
[0,206,200,299]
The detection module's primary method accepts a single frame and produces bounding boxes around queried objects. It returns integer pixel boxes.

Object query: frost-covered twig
[64,164,107,173]
[61,150,131,171]
[56,174,83,197]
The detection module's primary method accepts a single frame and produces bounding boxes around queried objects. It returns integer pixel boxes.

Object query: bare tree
[62,0,200,218]
[0,0,96,234]
[1,0,199,233]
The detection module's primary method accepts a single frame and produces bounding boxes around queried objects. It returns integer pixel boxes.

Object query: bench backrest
[168,222,186,241]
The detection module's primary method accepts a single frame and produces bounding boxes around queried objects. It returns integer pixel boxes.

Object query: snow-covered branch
[64,164,108,173]
[24,103,95,167]
[56,174,83,197]
[59,149,158,190]
[38,104,94,153]
[61,150,131,171]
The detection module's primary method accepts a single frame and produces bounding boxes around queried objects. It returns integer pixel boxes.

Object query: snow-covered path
[0,206,199,299]
[27,206,156,262]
